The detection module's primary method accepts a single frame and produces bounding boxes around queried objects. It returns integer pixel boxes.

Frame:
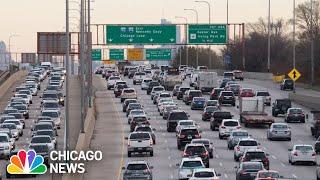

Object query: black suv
[167,110,188,132]
[177,87,190,100]
[218,91,235,106]
[177,126,201,150]
[183,144,209,168]
[122,99,138,112]
[210,111,233,130]
[272,99,292,117]
[147,81,160,95]
[280,79,294,91]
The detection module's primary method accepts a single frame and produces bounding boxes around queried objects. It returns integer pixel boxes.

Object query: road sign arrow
[293,71,297,78]
[149,38,154,42]
[129,38,133,42]
[170,38,174,42]
[108,38,113,42]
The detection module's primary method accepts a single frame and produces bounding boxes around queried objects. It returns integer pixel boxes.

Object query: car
[127,110,146,124]
[158,101,176,115]
[227,130,250,150]
[0,123,19,140]
[32,122,57,136]
[218,91,236,106]
[41,100,60,112]
[233,70,244,81]
[150,86,165,100]
[189,168,220,180]
[284,108,305,123]
[191,97,206,110]
[3,120,23,136]
[34,130,57,148]
[114,84,129,98]
[219,119,241,139]
[162,105,179,120]
[30,135,55,150]
[147,81,160,95]
[219,78,231,88]
[204,100,219,108]
[3,108,19,115]
[272,99,292,117]
[127,132,153,157]
[121,88,137,102]
[175,120,197,133]
[177,87,190,100]
[0,115,16,124]
[122,99,138,112]
[154,92,171,104]
[267,123,291,141]
[0,133,12,159]
[28,144,50,165]
[141,78,153,90]
[235,162,265,180]
[280,79,294,91]
[210,111,233,131]
[210,88,224,100]
[288,144,317,165]
[172,85,181,96]
[8,113,25,128]
[177,157,205,180]
[41,91,59,102]
[234,138,260,161]
[41,110,61,129]
[202,106,220,121]
[191,139,214,159]
[225,84,241,96]
[183,143,210,168]
[133,72,146,85]
[254,170,281,180]
[126,103,143,117]
[239,88,255,98]
[134,125,156,144]
[167,110,189,132]
[256,91,271,106]
[177,126,201,150]
[223,71,235,81]
[122,161,153,180]
[183,90,202,105]
[240,149,270,170]
[130,115,150,132]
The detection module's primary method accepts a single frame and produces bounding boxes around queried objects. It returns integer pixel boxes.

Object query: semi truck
[239,97,274,127]
[161,67,181,91]
[194,72,219,93]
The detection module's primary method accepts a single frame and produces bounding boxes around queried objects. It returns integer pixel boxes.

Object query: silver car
[122,161,153,180]
[227,130,250,150]
[267,123,291,141]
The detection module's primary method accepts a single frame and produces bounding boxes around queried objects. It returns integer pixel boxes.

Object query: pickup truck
[239,97,274,127]
[126,132,153,157]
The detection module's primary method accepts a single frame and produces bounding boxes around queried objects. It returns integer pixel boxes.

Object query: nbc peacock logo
[7,149,47,174]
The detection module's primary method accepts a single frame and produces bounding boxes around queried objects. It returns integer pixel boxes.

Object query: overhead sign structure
[103,60,115,65]
[106,25,176,44]
[188,24,228,44]
[127,49,143,60]
[146,49,172,60]
[21,53,37,64]
[37,32,70,54]
[91,49,102,61]
[288,68,301,81]
[109,49,124,60]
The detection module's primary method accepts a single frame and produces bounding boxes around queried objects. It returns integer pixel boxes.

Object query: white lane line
[297,139,302,143]
[215,154,220,159]
[219,162,223,167]
[169,164,172,168]
[224,174,228,178]
[170,175,173,179]
[281,163,286,167]
[162,133,165,136]
[165,139,168,143]
[271,155,277,160]
[168,156,171,160]
[292,174,297,179]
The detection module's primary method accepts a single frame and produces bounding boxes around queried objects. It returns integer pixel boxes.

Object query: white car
[158,100,175,114]
[234,138,259,161]
[189,168,220,180]
[107,76,121,90]
[3,120,23,136]
[218,119,241,139]
[133,72,146,85]
[0,133,13,159]
[41,110,61,129]
[176,120,197,133]
[177,157,205,180]
[256,91,271,106]
[127,132,153,157]
[15,94,31,105]
[30,135,55,150]
[150,86,165,99]
[288,144,317,165]
[121,88,137,103]
[141,78,152,90]
[127,110,146,124]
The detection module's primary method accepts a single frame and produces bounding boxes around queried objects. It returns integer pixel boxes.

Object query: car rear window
[31,137,51,143]
[124,89,135,93]
[182,161,203,168]
[133,117,147,122]
[130,133,150,140]
[221,92,234,96]
[194,171,215,178]
[135,73,146,76]
[181,129,198,135]
[296,146,313,152]
[135,127,151,132]
[245,152,266,159]
[258,172,280,178]
[224,121,239,126]
[169,112,188,120]
[289,108,302,114]
[189,91,202,97]
[43,93,58,99]
[180,88,190,92]
[224,72,234,77]
[256,92,270,96]
[233,131,248,136]
[273,124,288,129]
[213,112,232,118]
[239,140,258,146]
[186,146,206,154]
[127,164,148,170]
[243,163,263,170]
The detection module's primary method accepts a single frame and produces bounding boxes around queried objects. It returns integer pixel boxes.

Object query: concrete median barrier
[289,93,320,110]
[0,70,27,98]
[210,69,273,81]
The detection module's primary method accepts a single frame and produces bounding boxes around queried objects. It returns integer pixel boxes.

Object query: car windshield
[47,86,59,90]
[127,164,148,170]
[180,88,190,92]
[143,79,152,83]
[258,172,280,178]
[5,121,19,125]
[41,111,59,118]
[207,101,218,106]
[239,140,258,146]
[31,137,51,143]
[130,133,150,140]
[125,100,137,105]
[0,136,8,142]
[289,108,302,114]
[245,152,265,159]
[257,92,270,96]
[194,171,215,178]
[13,105,26,110]
[243,163,263,170]
[17,94,28,98]
[233,132,249,137]
[4,109,18,114]
[169,112,188,120]
[273,124,288,129]
[182,161,203,168]
[224,72,234,77]
[2,124,16,130]
[129,104,142,109]
[296,146,313,152]
[9,113,23,119]
[224,121,238,126]
[186,146,206,154]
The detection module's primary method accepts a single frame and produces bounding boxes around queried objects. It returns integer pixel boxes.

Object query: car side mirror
[176,163,180,167]
[124,137,128,140]
[121,167,125,170]
[217,173,221,176]
[288,148,292,151]
[266,153,270,156]
[152,128,156,131]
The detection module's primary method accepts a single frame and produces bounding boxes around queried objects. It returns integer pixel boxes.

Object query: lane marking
[292,174,297,179]
[224,174,228,178]
[281,163,286,167]
[271,155,277,160]
[219,162,223,167]
[215,154,220,159]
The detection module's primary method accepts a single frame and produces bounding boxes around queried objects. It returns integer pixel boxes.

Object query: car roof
[185,143,206,147]
[181,157,202,162]
[244,149,264,153]
[127,160,148,165]
[192,168,216,173]
[181,126,198,130]
[222,119,239,122]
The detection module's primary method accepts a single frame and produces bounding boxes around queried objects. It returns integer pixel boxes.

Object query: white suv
[127,132,153,157]
[107,76,121,90]
[218,119,241,139]
[0,133,12,159]
[288,144,317,165]
[133,72,146,85]
[177,157,205,180]
[234,138,259,161]
[121,88,137,103]
[141,78,152,90]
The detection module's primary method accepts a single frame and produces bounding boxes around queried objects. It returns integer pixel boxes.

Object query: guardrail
[0,70,10,86]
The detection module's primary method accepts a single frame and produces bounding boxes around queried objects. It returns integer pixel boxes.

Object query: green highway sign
[188,24,227,44]
[146,49,172,60]
[91,49,102,61]
[106,25,176,44]
[109,49,124,60]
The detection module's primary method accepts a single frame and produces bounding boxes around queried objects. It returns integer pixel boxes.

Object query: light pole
[184,8,199,68]
[175,16,189,66]
[310,0,314,85]
[195,0,212,68]
[293,0,296,93]
[64,0,70,152]
[8,34,19,72]
[267,0,271,72]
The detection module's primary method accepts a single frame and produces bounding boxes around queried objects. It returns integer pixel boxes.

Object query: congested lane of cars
[0,64,65,179]
[95,64,319,180]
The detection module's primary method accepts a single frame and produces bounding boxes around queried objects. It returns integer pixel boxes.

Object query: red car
[239,88,255,97]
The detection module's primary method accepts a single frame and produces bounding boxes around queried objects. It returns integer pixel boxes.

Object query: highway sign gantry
[106,25,176,44]
[188,24,228,44]
[127,49,143,60]
[91,49,102,61]
[146,49,172,60]
[288,68,301,81]
[109,49,124,60]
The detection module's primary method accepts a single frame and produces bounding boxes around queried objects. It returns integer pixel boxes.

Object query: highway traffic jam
[96,64,320,180]
[0,63,65,178]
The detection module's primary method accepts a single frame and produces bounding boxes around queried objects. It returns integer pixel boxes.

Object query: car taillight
[263,157,269,163]
[293,151,298,156]
[221,126,226,129]
[236,126,241,129]
[312,152,316,156]
[143,169,150,174]
[202,151,209,156]
[180,134,185,138]
[236,146,240,151]
[195,134,201,138]
[127,141,130,147]
[240,170,247,175]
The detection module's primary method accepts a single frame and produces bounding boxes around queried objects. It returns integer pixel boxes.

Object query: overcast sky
[0,0,309,52]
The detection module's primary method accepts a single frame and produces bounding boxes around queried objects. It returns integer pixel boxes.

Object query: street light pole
[175,16,189,66]
[80,0,85,133]
[184,8,199,68]
[8,34,19,73]
[293,0,296,93]
[267,0,271,72]
[87,0,93,106]
[310,0,315,85]
[195,0,212,69]
[64,0,70,151]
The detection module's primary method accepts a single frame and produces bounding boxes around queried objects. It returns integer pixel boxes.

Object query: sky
[0,0,310,53]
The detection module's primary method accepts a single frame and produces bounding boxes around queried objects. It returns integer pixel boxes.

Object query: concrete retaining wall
[0,70,27,98]
[289,93,320,110]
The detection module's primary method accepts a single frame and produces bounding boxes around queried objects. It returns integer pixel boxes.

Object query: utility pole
[80,0,85,133]
[64,0,70,151]
[310,0,315,85]
[175,16,188,66]
[184,8,199,68]
[87,0,92,107]
[293,0,296,93]
[267,0,271,72]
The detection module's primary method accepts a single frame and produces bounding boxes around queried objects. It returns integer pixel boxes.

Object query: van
[223,72,235,81]
[40,62,52,69]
